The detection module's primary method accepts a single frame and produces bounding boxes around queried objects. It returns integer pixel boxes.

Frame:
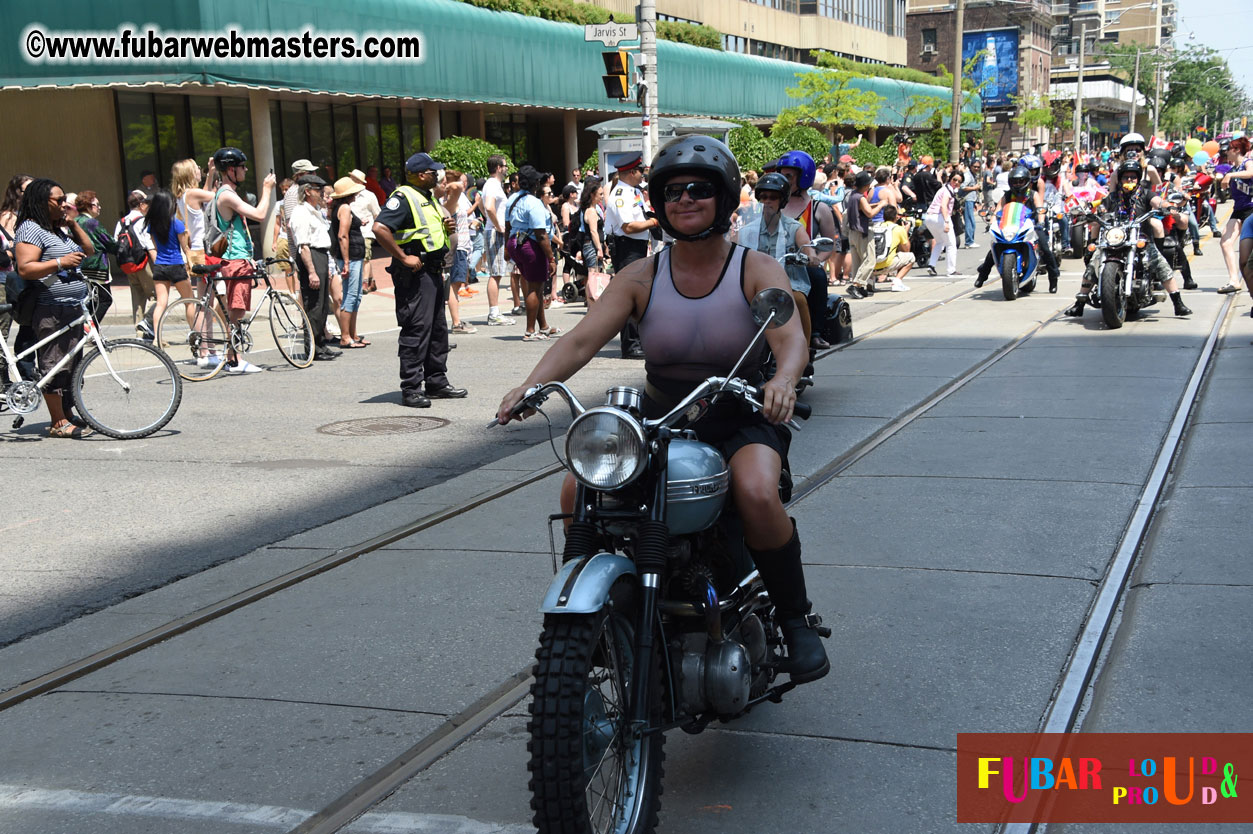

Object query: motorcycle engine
[677,632,752,716]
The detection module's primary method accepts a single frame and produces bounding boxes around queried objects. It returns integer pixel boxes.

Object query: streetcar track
[0,280,973,715]
[999,293,1238,834]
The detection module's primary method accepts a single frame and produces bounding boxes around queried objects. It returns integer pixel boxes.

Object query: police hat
[608,151,643,173]
[405,153,445,174]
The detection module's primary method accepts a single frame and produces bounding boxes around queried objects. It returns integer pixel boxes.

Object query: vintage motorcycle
[1081,209,1165,329]
[508,290,821,834]
[990,202,1041,300]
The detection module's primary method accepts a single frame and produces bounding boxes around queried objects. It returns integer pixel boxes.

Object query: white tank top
[178,194,206,252]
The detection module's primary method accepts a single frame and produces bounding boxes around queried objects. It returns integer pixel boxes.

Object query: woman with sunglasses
[497,136,829,684]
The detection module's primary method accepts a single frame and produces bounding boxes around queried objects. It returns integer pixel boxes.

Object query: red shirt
[365,176,387,205]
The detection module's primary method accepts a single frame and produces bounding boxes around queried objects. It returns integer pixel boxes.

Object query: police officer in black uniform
[373,153,467,408]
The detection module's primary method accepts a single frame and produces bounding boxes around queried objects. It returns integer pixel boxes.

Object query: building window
[922,28,937,48]
[658,13,701,24]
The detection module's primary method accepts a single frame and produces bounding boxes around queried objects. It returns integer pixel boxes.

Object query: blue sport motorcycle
[991,202,1040,300]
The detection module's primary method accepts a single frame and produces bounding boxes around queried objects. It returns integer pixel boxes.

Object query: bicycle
[156,257,314,382]
[0,282,183,439]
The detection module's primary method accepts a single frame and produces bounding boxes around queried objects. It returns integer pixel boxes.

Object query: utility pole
[639,0,658,165]
[1152,58,1163,139]
[950,0,964,162]
[1128,47,1141,134]
[1074,19,1086,153]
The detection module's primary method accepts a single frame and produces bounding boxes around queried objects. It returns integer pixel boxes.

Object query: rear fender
[540,552,637,614]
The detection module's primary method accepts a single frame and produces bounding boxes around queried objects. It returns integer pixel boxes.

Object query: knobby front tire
[158,297,230,381]
[528,581,665,834]
[72,339,182,439]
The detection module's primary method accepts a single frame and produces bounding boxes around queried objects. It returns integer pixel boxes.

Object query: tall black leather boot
[750,519,830,684]
[1171,292,1192,316]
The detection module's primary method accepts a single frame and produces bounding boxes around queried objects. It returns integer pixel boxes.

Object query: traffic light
[601,50,630,99]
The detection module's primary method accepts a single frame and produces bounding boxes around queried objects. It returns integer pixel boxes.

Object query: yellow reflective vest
[391,185,448,254]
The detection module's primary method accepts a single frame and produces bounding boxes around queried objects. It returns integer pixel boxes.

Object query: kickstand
[12,416,23,430]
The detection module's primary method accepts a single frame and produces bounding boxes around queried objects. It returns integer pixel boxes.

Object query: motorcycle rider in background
[974,164,1061,291]
[1147,151,1198,291]
[1065,160,1191,318]
[497,135,830,684]
[776,150,837,350]
[734,172,815,347]
[1041,151,1072,255]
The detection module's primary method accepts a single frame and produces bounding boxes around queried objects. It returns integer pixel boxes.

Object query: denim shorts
[1240,213,1253,242]
[449,249,469,284]
[339,259,364,313]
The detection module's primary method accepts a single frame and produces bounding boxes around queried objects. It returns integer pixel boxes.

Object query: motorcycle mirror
[750,287,794,329]
[807,236,835,253]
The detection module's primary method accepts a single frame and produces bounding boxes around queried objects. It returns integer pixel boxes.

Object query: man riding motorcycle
[1064,159,1191,318]
[776,150,837,350]
[497,135,830,683]
[735,171,815,346]
[975,164,1061,291]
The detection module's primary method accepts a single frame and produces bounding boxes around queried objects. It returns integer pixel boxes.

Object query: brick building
[906,0,1054,152]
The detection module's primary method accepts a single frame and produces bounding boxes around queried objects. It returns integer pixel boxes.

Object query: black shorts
[1232,205,1253,225]
[152,263,188,283]
[643,376,791,465]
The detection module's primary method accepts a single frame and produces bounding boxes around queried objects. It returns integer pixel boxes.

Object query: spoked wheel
[268,292,314,369]
[72,339,182,439]
[158,297,230,381]
[1001,251,1019,300]
[528,581,664,834]
[1100,261,1126,329]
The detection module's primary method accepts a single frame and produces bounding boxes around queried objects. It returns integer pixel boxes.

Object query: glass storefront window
[117,91,158,196]
[281,101,309,182]
[220,97,256,198]
[380,106,400,178]
[401,109,423,158]
[334,104,357,180]
[153,94,190,187]
[190,97,223,171]
[358,106,380,171]
[309,103,335,181]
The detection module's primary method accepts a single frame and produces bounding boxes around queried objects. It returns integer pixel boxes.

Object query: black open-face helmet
[1147,148,1170,173]
[647,135,741,241]
[1117,159,1143,191]
[754,172,791,201]
[1008,165,1031,196]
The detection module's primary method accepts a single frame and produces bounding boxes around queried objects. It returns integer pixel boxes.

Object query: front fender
[540,552,637,614]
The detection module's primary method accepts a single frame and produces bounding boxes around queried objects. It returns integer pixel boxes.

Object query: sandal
[338,341,366,349]
[48,421,92,439]
[353,337,371,346]
[522,331,549,342]
[543,326,562,337]
[451,322,478,334]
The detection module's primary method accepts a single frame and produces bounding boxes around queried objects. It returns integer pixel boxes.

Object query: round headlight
[565,407,647,490]
[1105,227,1127,247]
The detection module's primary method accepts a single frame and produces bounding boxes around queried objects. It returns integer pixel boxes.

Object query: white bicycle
[1,283,183,439]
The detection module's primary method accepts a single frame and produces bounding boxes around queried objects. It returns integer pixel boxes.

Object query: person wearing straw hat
[329,176,369,348]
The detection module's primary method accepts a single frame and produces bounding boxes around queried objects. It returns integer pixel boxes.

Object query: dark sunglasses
[755,191,782,202]
[662,181,717,203]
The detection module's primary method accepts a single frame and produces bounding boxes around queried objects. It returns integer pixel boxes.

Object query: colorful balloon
[1203,140,1220,157]
[1193,151,1210,166]
[1184,137,1203,157]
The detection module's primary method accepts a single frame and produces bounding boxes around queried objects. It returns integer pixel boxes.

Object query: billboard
[963,29,1019,109]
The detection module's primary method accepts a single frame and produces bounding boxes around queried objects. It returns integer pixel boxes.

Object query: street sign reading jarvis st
[585,22,638,46]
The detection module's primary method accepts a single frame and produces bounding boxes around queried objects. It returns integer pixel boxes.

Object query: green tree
[727,120,778,173]
[776,55,885,141]
[1011,93,1055,133]
[768,124,830,164]
[431,137,511,179]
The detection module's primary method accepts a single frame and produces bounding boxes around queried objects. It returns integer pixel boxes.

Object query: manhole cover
[317,416,449,436]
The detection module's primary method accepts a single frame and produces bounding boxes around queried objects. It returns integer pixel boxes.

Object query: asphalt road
[0,229,1249,833]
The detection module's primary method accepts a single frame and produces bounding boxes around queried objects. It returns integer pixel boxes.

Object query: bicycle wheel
[72,339,183,439]
[268,292,314,369]
[158,297,230,381]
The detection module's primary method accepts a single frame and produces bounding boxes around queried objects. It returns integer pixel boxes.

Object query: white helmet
[1119,133,1146,150]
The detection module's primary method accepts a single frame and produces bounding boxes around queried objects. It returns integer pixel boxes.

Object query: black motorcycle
[1082,210,1165,329]
[507,290,821,834]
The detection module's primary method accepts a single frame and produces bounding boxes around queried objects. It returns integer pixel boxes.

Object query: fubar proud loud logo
[956,733,1249,823]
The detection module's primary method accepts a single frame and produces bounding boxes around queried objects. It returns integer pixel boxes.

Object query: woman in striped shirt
[13,178,96,438]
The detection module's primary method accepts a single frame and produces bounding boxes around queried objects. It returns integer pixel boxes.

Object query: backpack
[204,189,229,257]
[871,223,891,263]
[115,217,149,274]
